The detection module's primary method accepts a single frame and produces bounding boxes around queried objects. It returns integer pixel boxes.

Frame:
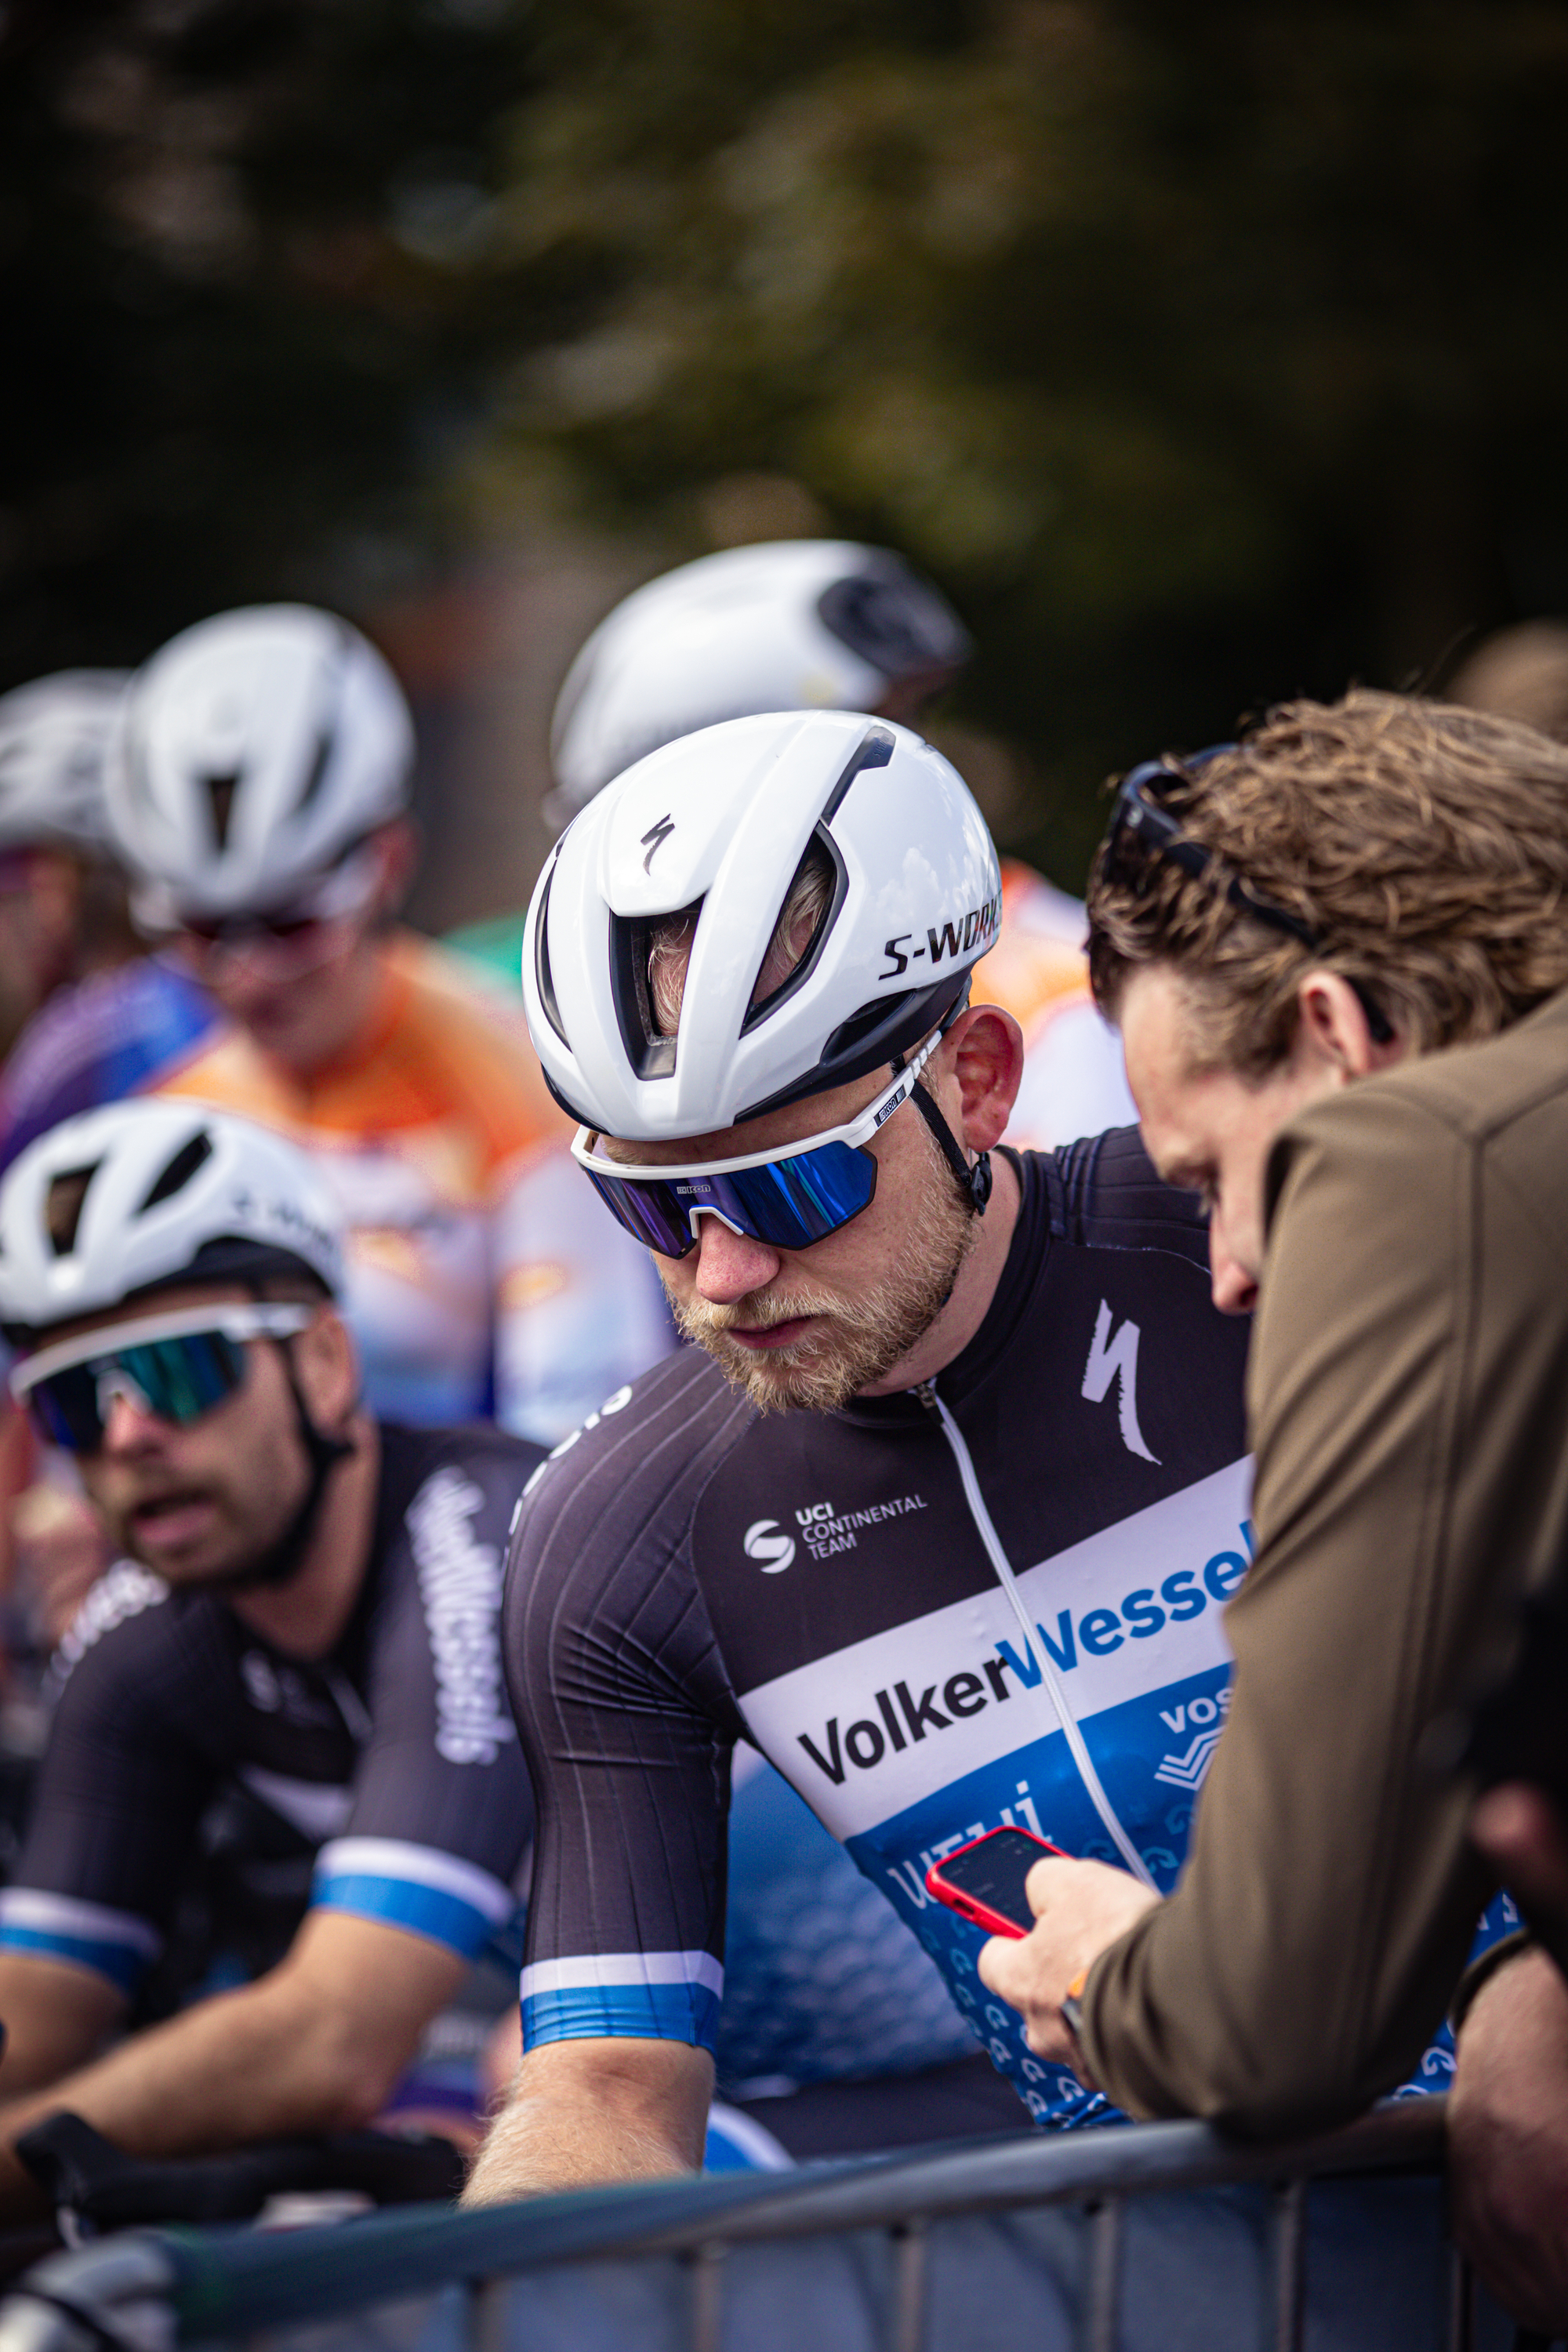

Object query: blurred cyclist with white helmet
[0,1101,543,2208]
[3,605,666,1445]
[546,539,1137,1147]
[0,670,196,1671]
[0,670,142,1061]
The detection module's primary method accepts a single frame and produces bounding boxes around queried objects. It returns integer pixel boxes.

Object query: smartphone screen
[934,1827,1056,1932]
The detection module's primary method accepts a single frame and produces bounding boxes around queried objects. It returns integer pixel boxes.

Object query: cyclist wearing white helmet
[450,543,1131,1480]
[546,539,1137,1149]
[0,670,140,1062]
[464,710,1261,2202]
[0,1100,543,2205]
[502,551,1138,2154]
[4,604,666,1443]
[457,539,1134,1150]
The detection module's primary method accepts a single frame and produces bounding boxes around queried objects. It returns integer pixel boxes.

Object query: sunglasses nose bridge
[686,1200,747,1243]
[93,1375,162,1454]
[96,1365,158,1427]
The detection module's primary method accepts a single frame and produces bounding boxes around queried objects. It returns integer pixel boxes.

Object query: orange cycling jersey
[154,931,671,1440]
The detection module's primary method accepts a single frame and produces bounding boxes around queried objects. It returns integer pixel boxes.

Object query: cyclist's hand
[1449,1942,1568,2335]
[1471,1781,1568,1960]
[976,1856,1159,2073]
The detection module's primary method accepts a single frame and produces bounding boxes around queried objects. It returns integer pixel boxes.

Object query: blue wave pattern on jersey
[842,1669,1516,2127]
[716,1761,975,2091]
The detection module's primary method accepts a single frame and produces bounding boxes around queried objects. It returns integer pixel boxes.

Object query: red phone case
[924,1826,1066,1939]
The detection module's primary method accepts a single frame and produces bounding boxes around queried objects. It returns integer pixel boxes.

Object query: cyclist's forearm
[463,2040,711,2207]
[0,1969,393,2193]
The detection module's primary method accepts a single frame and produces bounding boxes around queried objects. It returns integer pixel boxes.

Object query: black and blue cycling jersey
[0,1424,540,1997]
[505,1132,1260,2127]
[504,1129,1514,2128]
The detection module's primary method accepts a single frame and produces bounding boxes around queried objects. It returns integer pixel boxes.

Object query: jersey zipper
[913,1378,1157,1890]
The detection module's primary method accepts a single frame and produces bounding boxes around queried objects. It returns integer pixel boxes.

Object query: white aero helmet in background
[524,709,1002,1141]
[548,540,971,819]
[0,1099,344,1339]
[104,604,414,926]
[0,670,131,852]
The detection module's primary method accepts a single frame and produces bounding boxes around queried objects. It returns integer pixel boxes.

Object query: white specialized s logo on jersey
[1081,1298,1160,1464]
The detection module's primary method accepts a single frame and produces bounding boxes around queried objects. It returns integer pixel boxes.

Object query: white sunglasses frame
[10,1301,315,1403]
[570,1024,947,1193]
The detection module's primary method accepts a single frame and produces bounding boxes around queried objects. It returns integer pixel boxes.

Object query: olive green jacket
[1080,989,1568,2135]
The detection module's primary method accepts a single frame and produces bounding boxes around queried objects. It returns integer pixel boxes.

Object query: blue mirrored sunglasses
[572,1032,944,1260]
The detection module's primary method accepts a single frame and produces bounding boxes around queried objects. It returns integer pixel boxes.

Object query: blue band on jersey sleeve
[521,1951,724,2056]
[312,1837,515,1962]
[0,1890,162,1995]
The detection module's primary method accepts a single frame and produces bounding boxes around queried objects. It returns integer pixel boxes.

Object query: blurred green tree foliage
[488,0,1568,875]
[0,0,542,680]
[6,2,1568,881]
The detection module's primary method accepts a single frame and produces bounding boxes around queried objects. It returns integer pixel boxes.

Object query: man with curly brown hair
[976,688,1568,2330]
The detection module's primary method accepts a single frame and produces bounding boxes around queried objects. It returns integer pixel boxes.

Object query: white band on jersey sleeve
[520,1949,725,2054]
[0,1889,163,1994]
[312,1836,516,1959]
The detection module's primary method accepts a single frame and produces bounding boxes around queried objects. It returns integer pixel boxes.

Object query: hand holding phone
[925,1825,1066,1939]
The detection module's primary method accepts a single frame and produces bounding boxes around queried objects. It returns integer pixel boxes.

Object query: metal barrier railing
[0,2096,1545,2352]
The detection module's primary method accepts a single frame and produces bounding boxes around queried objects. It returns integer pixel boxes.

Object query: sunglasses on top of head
[572,1025,955,1261]
[1104,752,1395,1046]
[10,1302,314,1455]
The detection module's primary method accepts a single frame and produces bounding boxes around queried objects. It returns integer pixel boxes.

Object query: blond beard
[664,1143,979,1413]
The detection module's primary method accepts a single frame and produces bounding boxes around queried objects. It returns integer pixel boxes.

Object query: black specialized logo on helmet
[640,814,675,873]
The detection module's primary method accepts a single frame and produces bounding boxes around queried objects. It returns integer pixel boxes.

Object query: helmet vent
[139,1130,214,1212]
[533,863,568,1045]
[742,829,846,1034]
[205,771,241,851]
[294,724,336,815]
[45,1165,101,1258]
[612,898,695,1079]
[817,561,971,680]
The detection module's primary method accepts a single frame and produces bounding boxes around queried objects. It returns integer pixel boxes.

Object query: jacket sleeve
[1076,1080,1548,2136]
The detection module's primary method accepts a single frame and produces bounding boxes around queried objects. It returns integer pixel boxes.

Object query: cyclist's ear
[368,819,419,924]
[943,1005,1024,1154]
[288,1306,360,1433]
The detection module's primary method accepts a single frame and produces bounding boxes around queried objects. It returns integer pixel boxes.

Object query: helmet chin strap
[219,1344,356,1595]
[890,996,993,1217]
[909,1080,993,1214]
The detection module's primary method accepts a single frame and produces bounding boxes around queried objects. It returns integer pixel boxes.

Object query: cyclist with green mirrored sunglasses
[0,1098,542,2217]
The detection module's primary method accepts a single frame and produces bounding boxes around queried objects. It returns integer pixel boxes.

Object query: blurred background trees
[5,0,1568,916]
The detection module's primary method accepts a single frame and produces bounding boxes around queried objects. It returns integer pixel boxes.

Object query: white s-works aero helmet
[0,670,131,851]
[0,1100,344,1341]
[524,709,1002,1141]
[549,540,971,818]
[104,604,414,923]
